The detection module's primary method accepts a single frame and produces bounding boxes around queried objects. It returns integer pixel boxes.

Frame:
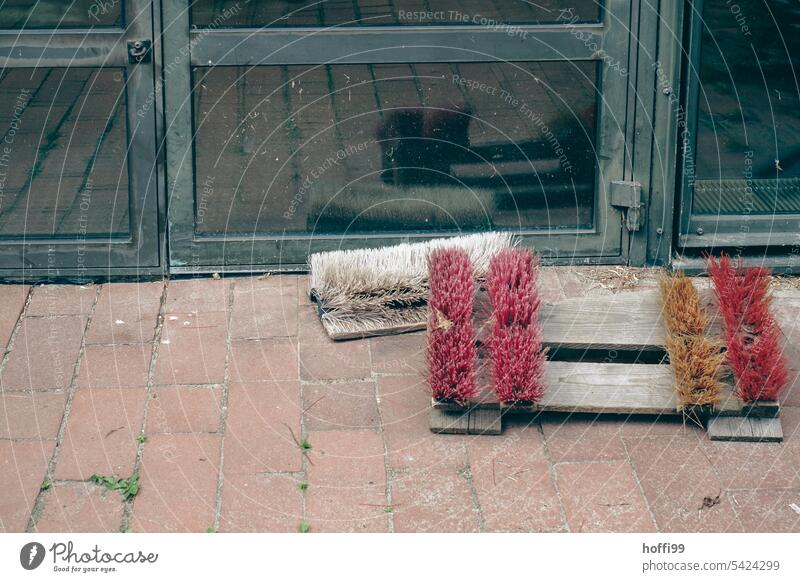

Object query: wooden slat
[431,359,777,422]
[435,361,682,416]
[430,407,502,435]
[432,397,500,411]
[430,408,470,434]
[539,361,680,414]
[430,359,780,435]
[707,416,783,442]
[469,409,503,434]
[712,385,779,418]
[742,400,780,418]
[539,291,667,352]
[320,288,675,347]
[322,316,425,341]
[319,277,725,352]
[479,288,715,353]
[714,383,746,415]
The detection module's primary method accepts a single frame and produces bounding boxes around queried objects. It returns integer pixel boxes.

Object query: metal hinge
[610,180,644,232]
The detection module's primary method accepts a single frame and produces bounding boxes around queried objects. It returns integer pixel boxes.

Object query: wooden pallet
[430,289,783,442]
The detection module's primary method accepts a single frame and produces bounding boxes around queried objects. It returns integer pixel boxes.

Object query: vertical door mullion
[638,0,685,266]
[162,0,196,269]
[122,0,160,268]
[593,0,632,260]
[680,0,704,242]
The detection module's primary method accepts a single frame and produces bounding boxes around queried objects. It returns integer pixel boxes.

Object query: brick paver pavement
[0,269,798,533]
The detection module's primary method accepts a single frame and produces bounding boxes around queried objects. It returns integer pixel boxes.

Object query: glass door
[165,1,633,270]
[0,0,161,276]
[678,0,800,250]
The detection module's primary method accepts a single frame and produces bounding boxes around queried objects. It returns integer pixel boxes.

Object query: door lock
[128,40,152,64]
[610,180,645,232]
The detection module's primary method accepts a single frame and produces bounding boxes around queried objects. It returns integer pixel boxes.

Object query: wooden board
[434,361,682,416]
[321,288,680,348]
[319,305,427,341]
[712,385,780,418]
[319,280,724,352]
[539,291,669,352]
[540,289,721,352]
[322,317,425,341]
[537,361,680,414]
[471,289,668,353]
[714,383,746,416]
[707,416,783,442]
[742,400,780,418]
[431,360,781,437]
[481,289,720,353]
[430,407,502,435]
[430,408,470,434]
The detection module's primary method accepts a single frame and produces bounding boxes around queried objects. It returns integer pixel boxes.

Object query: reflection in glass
[190,0,601,27]
[692,0,800,215]
[0,68,130,238]
[0,0,122,29]
[192,62,598,235]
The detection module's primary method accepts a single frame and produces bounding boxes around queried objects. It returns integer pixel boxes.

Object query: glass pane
[192,62,597,235]
[0,68,130,238]
[692,0,800,215]
[0,0,123,29]
[190,0,601,27]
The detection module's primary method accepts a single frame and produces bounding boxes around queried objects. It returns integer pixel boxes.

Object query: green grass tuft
[91,473,140,500]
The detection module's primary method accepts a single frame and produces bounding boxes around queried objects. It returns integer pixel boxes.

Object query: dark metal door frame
[0,0,163,280]
[163,0,636,273]
[676,0,800,251]
[625,0,685,268]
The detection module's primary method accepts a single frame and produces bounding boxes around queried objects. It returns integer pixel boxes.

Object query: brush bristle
[308,232,514,340]
[486,248,547,404]
[660,272,725,408]
[427,248,478,403]
[309,231,514,299]
[707,254,788,402]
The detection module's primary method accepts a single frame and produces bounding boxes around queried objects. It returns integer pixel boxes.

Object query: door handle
[128,40,152,64]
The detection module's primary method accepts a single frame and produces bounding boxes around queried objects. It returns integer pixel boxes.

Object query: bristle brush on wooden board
[308,232,515,340]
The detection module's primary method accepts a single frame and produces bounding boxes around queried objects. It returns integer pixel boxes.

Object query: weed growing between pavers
[91,473,140,501]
